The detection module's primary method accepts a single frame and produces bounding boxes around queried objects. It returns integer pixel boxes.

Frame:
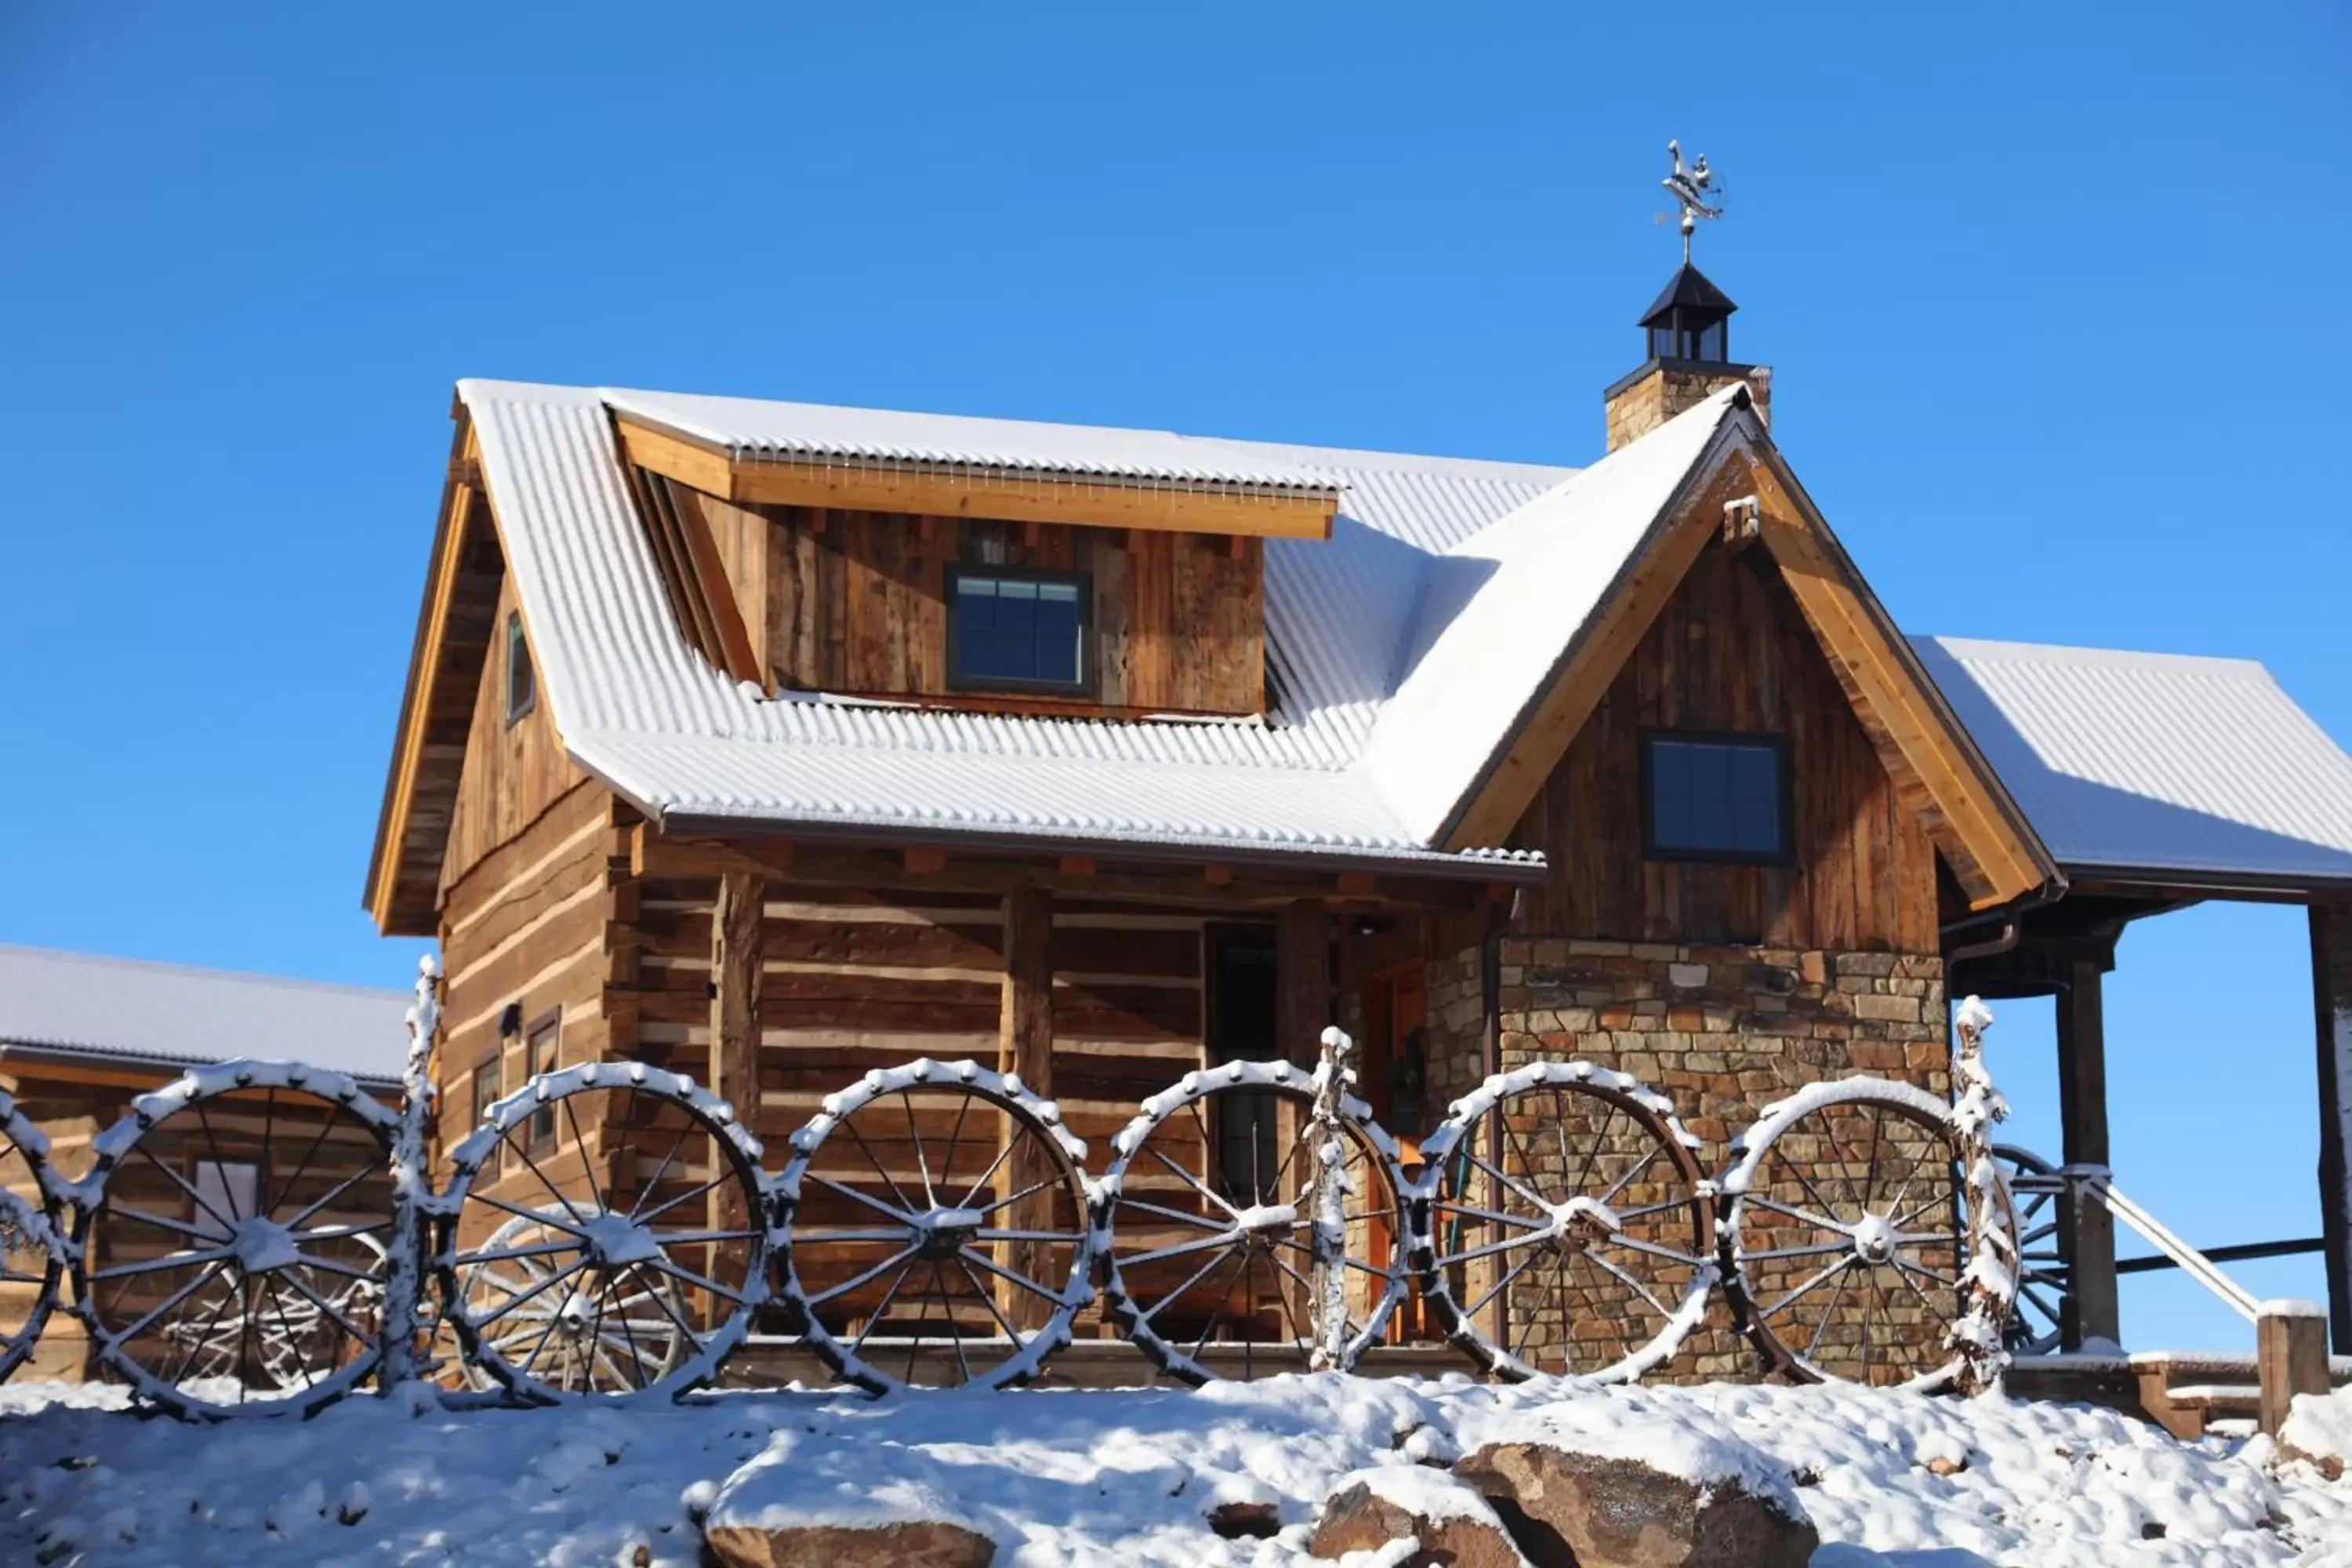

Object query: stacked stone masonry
[1420,936,1950,1385]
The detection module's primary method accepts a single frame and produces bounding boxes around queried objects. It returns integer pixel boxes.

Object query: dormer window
[1642,731,1790,863]
[504,610,535,726]
[948,567,1091,695]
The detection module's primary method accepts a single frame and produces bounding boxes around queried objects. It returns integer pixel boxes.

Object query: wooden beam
[1275,899,1328,1065]
[998,885,1055,1330]
[613,416,1338,543]
[2259,1300,2331,1436]
[904,846,948,874]
[2057,956,2120,1349]
[658,482,765,687]
[707,869,764,1284]
[2314,901,2352,1352]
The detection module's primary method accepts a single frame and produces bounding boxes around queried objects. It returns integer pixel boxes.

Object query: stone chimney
[1603,261,1771,451]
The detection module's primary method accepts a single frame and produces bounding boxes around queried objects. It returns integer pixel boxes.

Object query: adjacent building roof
[1915,638,2352,888]
[0,945,412,1084]
[412,376,2352,903]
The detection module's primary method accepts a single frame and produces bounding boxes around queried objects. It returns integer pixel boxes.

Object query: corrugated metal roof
[604,388,1348,492]
[1914,637,2352,884]
[463,378,1575,862]
[0,945,412,1082]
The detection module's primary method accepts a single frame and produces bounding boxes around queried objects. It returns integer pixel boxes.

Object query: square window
[473,1058,504,1170]
[191,1158,261,1240]
[948,568,1090,694]
[505,611,535,726]
[1642,732,1789,863]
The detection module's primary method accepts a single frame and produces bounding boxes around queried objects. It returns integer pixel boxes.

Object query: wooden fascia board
[1745,451,2057,910]
[660,481,765,686]
[1438,434,1754,852]
[365,417,482,935]
[612,414,1337,541]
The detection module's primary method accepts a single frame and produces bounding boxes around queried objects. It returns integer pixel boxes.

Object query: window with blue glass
[948,568,1091,694]
[1641,731,1790,863]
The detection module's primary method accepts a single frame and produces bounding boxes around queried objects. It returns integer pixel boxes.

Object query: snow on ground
[5,1372,2352,1566]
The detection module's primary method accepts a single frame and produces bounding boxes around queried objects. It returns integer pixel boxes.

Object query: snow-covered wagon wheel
[1992,1144,2068,1357]
[1410,1062,1715,1382]
[0,1087,67,1385]
[434,1062,769,1404]
[1097,1060,1409,1385]
[775,1059,1091,1394]
[70,1062,400,1419]
[1720,1080,2020,1391]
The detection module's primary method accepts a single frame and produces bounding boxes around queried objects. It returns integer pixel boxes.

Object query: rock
[1924,1455,1966,1478]
[1309,1474,1528,1566]
[702,1520,998,1568]
[1207,1500,1281,1539]
[1455,1442,1817,1568]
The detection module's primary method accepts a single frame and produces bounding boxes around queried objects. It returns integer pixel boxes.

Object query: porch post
[707,871,765,1285]
[2056,956,2121,1348]
[2312,902,2352,1353]
[998,885,1056,1330]
[1276,899,1330,1064]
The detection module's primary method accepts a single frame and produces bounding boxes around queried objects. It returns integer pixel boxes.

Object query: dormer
[604,394,1341,719]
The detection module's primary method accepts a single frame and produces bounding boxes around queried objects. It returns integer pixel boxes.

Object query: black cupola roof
[1638,263,1738,365]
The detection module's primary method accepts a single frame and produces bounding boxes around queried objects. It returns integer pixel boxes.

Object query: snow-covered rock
[1309,1465,1527,1565]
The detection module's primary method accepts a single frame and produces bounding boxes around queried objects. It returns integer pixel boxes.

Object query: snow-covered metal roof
[0,945,412,1083]
[465,377,1584,869]
[1914,637,2352,887]
[604,387,1348,492]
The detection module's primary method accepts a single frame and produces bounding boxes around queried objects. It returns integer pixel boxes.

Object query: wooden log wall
[674,485,1264,717]
[439,572,588,895]
[1511,537,1940,952]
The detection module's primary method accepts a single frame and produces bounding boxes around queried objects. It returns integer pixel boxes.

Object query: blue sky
[2,4,2346,1354]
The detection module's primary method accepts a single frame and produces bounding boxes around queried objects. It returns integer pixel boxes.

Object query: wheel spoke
[89,1245,236,1281]
[1598,1232,1708,1269]
[1432,1199,1548,1231]
[809,1245,919,1307]
[284,1164,384,1233]
[902,1094,936,1210]
[1745,1195,1849,1236]
[108,1260,230,1348]
[475,1258,589,1328]
[626,1119,696,1223]
[1579,1246,1673,1319]
[849,1259,917,1353]
[1134,1242,1236,1324]
[805,1174,916,1225]
[1118,1197,1229,1232]
[1598,1141,1664,1208]
[1465,1245,1542,1321]
[956,1246,1062,1308]
[1762,1253,1855,1322]
[1118,1232,1236,1270]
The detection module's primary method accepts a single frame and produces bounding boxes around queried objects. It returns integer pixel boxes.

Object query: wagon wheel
[435,1062,769,1404]
[71,1063,399,1418]
[0,1087,67,1385]
[1411,1062,1715,1382]
[1720,1079,2020,1391]
[1994,1144,2069,1357]
[776,1059,1091,1394]
[1097,1060,1409,1385]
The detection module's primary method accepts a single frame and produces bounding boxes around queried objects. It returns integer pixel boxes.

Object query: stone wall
[1418,935,1950,1385]
[1602,362,1773,451]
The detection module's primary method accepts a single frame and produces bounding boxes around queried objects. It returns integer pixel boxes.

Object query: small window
[504,611,535,725]
[947,568,1091,695]
[524,1014,559,1146]
[191,1158,261,1240]
[1642,731,1790,864]
[473,1057,504,1165]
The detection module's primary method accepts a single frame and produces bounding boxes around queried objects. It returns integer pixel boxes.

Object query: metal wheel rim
[436,1062,770,1404]
[1411,1063,1715,1383]
[1993,1143,2068,1357]
[1097,1059,1409,1386]
[0,1089,65,1385]
[776,1058,1093,1395]
[1723,1082,2017,1392]
[71,1064,400,1418]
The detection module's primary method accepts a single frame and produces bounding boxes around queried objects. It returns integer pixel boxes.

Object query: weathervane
[1661,140,1723,265]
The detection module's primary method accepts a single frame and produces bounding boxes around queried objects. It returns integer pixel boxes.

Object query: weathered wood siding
[439,573,587,896]
[681,489,1264,717]
[608,880,1210,1172]
[1511,539,1939,951]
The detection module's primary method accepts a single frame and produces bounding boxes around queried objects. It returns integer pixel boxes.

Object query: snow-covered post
[379,953,441,1392]
[1948,995,2016,1397]
[1308,1024,1357,1372]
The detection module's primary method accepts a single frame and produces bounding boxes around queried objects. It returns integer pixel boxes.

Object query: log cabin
[365,260,2352,1384]
[0,944,408,1378]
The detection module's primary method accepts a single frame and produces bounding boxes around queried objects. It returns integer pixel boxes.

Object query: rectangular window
[947,568,1091,695]
[505,610,535,725]
[525,1014,559,1146]
[474,1058,504,1171]
[1642,731,1790,864]
[191,1158,261,1240]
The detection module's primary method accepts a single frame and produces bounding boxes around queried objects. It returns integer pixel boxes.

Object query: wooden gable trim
[612,415,1338,542]
[622,465,763,687]
[365,414,506,936]
[1439,433,2057,914]
[1744,451,2056,910]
